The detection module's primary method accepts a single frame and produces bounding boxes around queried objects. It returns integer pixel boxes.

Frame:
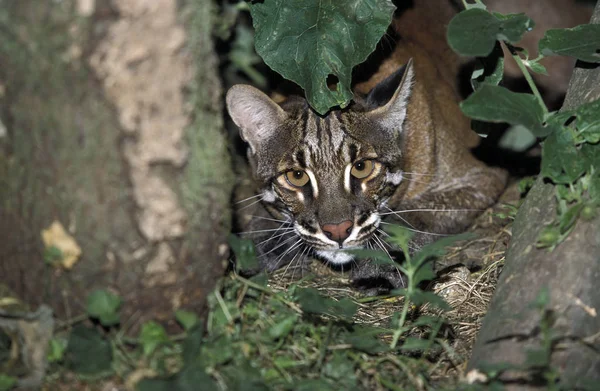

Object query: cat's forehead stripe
[301,110,349,170]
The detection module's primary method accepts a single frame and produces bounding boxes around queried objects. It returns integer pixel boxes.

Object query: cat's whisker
[256,230,294,247]
[235,194,263,204]
[383,206,417,229]
[373,235,394,263]
[373,234,405,286]
[402,171,437,177]
[236,197,264,211]
[250,215,290,224]
[239,227,295,235]
[379,220,449,237]
[285,244,310,282]
[259,235,300,257]
[271,239,304,271]
[379,208,482,215]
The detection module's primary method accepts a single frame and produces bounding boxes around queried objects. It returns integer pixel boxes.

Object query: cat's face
[227,62,414,265]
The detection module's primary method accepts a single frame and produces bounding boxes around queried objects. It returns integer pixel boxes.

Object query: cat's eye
[285,170,310,187]
[351,160,375,179]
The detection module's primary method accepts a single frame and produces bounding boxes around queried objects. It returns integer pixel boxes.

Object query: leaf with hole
[460,84,549,137]
[539,24,600,63]
[249,0,396,114]
[447,9,533,57]
[86,289,122,326]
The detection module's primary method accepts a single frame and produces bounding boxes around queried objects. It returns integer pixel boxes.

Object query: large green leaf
[249,0,396,115]
[539,25,600,63]
[550,98,600,144]
[460,84,549,137]
[447,9,533,57]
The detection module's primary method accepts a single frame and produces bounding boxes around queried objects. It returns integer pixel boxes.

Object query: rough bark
[0,0,232,332]
[467,3,600,389]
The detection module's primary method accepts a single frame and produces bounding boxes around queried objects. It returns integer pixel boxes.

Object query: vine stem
[503,42,549,116]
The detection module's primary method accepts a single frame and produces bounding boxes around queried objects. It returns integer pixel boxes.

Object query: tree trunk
[467,3,600,389]
[0,0,232,331]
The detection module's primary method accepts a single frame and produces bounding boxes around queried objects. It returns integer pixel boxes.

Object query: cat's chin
[315,250,354,265]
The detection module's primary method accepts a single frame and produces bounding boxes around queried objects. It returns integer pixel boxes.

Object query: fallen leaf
[41,221,82,269]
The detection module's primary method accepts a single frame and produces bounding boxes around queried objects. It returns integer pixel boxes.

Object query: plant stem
[390,298,410,349]
[504,42,549,116]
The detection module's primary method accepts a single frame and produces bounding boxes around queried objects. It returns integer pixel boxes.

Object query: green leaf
[498,125,537,152]
[295,288,357,320]
[0,374,16,391]
[447,9,533,57]
[559,203,583,234]
[86,289,122,326]
[47,337,68,363]
[539,24,600,63]
[541,128,586,183]
[228,234,259,272]
[181,323,204,364]
[550,98,600,144]
[471,46,505,90]
[383,225,414,255]
[139,321,170,357]
[249,0,396,115]
[344,333,389,354]
[524,59,548,75]
[201,336,234,367]
[460,84,549,137]
[43,245,63,265]
[175,310,199,331]
[65,325,112,375]
[536,225,560,249]
[267,315,297,340]
[411,262,436,287]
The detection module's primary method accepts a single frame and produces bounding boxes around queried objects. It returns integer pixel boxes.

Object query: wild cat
[226,0,508,291]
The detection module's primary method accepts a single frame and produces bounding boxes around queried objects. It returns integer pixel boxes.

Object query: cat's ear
[366,59,415,132]
[226,85,287,153]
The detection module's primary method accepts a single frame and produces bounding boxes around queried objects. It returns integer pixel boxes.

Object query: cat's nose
[321,220,354,243]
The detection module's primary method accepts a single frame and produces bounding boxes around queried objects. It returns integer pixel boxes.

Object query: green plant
[248,0,396,114]
[447,1,600,250]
